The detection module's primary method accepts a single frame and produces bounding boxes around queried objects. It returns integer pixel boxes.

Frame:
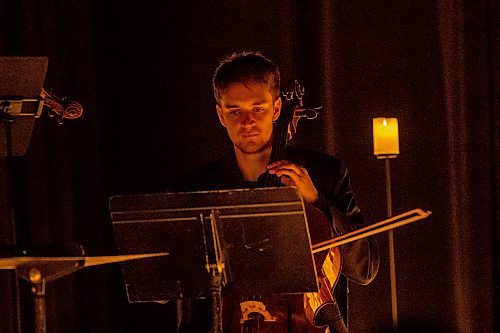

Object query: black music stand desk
[109,187,319,332]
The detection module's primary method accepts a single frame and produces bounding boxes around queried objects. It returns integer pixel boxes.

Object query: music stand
[0,56,49,333]
[0,249,168,333]
[109,187,319,333]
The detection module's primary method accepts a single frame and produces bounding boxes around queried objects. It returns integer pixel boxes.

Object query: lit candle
[373,117,399,157]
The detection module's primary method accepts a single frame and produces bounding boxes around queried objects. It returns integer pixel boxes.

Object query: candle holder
[373,117,399,331]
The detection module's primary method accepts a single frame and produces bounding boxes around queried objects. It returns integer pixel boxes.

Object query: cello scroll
[41,88,83,124]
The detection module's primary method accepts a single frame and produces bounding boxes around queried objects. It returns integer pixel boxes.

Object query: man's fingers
[280,175,294,186]
[267,160,289,170]
[275,169,302,185]
[271,163,319,204]
[268,162,304,176]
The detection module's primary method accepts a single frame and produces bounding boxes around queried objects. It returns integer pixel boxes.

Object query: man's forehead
[219,82,274,105]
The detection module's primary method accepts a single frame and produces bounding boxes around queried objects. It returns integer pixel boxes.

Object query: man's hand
[267,160,319,204]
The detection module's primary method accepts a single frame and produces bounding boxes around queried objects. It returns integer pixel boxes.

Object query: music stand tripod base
[0,253,167,333]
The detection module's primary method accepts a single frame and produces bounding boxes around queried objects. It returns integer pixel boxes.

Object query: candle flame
[383,119,387,126]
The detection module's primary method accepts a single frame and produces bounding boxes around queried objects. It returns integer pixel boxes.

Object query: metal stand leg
[210,271,223,333]
[385,158,398,331]
[29,268,47,333]
[1,108,23,333]
[206,209,226,333]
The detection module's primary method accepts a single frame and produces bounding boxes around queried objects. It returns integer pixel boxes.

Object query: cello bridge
[239,301,277,323]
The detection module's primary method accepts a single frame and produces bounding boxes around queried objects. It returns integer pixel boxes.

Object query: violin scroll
[41,88,83,124]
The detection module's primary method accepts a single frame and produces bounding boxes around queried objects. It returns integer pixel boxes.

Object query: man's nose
[241,112,256,127]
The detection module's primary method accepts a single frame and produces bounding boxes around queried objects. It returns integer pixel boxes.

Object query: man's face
[216,82,281,155]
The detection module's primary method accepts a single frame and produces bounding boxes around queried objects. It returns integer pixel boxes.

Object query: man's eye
[229,110,240,116]
[254,107,265,113]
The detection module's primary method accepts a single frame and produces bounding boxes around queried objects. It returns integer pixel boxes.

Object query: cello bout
[303,248,342,327]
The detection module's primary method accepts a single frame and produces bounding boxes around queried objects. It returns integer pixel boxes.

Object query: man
[170,51,379,332]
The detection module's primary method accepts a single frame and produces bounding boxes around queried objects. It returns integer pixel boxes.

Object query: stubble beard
[234,135,273,155]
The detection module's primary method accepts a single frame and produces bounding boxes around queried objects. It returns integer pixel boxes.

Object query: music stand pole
[207,209,225,333]
[28,268,47,333]
[0,106,18,247]
[1,105,23,333]
[209,271,223,333]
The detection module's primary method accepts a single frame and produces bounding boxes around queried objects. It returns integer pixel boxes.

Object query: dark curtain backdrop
[0,1,498,332]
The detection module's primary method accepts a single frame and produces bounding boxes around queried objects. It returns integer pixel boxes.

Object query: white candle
[373,118,399,157]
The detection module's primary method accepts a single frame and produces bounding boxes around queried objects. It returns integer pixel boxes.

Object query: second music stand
[0,249,168,333]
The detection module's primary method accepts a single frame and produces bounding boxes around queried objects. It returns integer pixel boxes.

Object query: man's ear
[216,105,227,127]
[272,97,282,122]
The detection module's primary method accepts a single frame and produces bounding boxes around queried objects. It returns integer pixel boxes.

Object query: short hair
[212,51,280,103]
